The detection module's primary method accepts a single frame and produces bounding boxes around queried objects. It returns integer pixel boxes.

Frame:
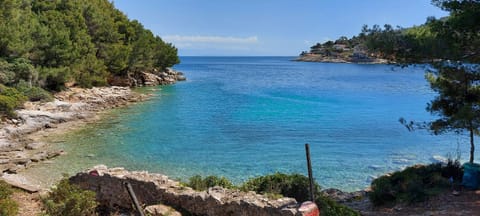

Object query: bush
[21,86,53,102]
[241,173,319,202]
[40,67,70,92]
[369,162,460,206]
[42,178,98,216]
[16,81,53,102]
[0,180,19,216]
[316,195,360,216]
[0,84,27,117]
[0,59,15,85]
[241,173,359,216]
[185,175,235,191]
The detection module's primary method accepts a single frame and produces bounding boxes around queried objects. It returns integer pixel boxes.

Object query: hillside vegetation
[0,0,179,117]
[302,0,479,64]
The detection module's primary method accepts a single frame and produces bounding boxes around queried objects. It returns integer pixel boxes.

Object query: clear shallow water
[24,57,468,191]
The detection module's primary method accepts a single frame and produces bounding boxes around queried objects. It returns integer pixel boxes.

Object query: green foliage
[315,195,360,216]
[42,178,98,216]
[0,180,14,200]
[368,162,462,206]
[0,0,179,89]
[16,80,53,102]
[307,1,480,63]
[185,175,235,191]
[351,0,480,164]
[241,173,319,203]
[0,198,19,216]
[241,173,359,216]
[427,64,480,163]
[0,84,27,117]
[0,0,180,117]
[39,67,70,92]
[0,180,19,216]
[0,59,15,85]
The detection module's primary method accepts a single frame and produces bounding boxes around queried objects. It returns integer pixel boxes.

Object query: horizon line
[179,55,298,57]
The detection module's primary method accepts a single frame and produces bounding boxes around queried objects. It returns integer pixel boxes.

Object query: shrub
[16,81,53,102]
[186,175,235,191]
[0,84,27,117]
[316,195,360,216]
[42,178,98,216]
[241,173,319,203]
[241,173,359,216]
[21,86,53,102]
[40,67,70,92]
[369,162,460,206]
[441,158,463,180]
[0,95,18,117]
[0,59,15,85]
[0,180,18,216]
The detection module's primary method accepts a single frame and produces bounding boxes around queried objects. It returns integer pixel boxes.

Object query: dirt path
[11,191,43,216]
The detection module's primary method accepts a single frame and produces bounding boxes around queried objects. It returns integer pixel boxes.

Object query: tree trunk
[470,125,475,163]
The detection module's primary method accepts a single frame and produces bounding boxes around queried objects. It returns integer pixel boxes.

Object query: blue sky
[114,0,449,56]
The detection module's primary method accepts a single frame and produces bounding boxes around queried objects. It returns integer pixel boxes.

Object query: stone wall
[70,165,303,216]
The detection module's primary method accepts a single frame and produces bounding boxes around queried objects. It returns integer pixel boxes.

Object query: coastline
[294,54,393,64]
[0,87,149,189]
[0,69,185,190]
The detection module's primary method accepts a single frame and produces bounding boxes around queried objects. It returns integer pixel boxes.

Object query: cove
[23,57,467,191]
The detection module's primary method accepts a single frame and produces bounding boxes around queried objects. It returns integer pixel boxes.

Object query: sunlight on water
[22,57,468,191]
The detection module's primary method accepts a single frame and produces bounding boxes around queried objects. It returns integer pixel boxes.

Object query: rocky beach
[0,69,185,190]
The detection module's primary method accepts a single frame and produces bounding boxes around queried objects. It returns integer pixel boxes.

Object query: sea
[23,56,469,191]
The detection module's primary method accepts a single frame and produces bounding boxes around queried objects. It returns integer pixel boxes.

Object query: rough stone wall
[70,165,301,216]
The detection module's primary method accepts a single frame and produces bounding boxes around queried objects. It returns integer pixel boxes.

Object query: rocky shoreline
[0,68,185,182]
[295,53,392,64]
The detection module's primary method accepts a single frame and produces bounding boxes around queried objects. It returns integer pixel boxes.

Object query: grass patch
[0,180,19,216]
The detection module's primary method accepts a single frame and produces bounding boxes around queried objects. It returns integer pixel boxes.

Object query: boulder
[176,75,187,81]
[145,204,182,216]
[26,142,46,150]
[31,151,48,162]
[108,75,136,87]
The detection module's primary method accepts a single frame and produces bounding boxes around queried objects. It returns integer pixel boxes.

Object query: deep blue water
[26,57,468,191]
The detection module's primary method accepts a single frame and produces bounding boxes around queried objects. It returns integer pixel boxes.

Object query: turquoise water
[25,57,468,191]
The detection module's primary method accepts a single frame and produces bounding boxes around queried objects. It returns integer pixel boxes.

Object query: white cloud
[163,35,259,44]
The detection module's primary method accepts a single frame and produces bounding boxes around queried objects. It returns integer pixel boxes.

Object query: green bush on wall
[185,175,235,191]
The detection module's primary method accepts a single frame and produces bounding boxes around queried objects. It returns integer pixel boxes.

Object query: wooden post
[124,181,145,216]
[305,143,315,201]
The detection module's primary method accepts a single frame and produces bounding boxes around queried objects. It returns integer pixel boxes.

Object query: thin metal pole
[305,143,315,201]
[124,182,145,216]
